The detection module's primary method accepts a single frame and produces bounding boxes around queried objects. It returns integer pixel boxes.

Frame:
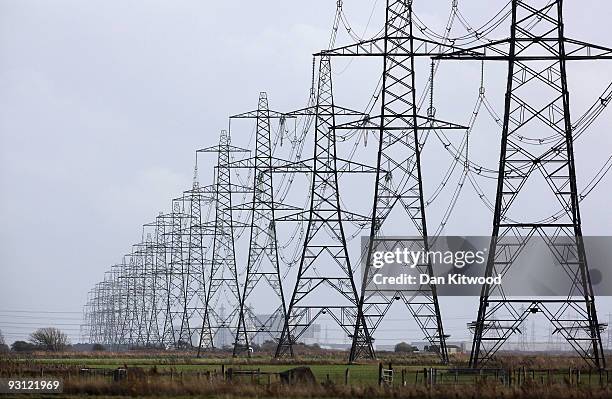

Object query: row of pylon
[83,0,612,369]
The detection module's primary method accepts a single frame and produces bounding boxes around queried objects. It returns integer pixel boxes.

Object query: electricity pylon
[172,177,216,348]
[274,55,373,358]
[105,265,125,348]
[159,200,192,348]
[321,0,466,363]
[146,212,174,348]
[112,260,132,347]
[118,251,145,346]
[138,230,160,346]
[196,129,250,354]
[143,213,172,347]
[229,93,297,356]
[438,0,612,369]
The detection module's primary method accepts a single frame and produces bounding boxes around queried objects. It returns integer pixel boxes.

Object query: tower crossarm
[285,105,367,117]
[316,36,472,58]
[230,110,295,119]
[333,114,467,131]
[224,156,310,171]
[436,37,612,61]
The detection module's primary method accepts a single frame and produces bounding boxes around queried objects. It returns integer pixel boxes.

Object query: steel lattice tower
[117,253,143,346]
[84,285,105,345]
[166,200,192,347]
[274,55,370,358]
[172,179,216,348]
[321,0,465,363]
[111,262,129,347]
[232,93,291,356]
[128,241,150,346]
[97,274,115,345]
[138,231,160,346]
[106,266,124,348]
[118,241,156,348]
[439,0,612,369]
[142,213,171,347]
[148,212,176,348]
[184,186,208,348]
[196,129,249,354]
[150,205,196,349]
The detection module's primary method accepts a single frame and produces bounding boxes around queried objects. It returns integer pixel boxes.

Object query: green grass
[10,356,442,386]
[7,354,611,388]
[20,358,381,385]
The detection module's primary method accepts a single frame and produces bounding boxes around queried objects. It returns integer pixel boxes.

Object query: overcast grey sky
[1,0,611,344]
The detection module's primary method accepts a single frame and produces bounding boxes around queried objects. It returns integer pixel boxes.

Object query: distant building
[320,343,350,351]
[301,324,321,343]
[411,341,467,353]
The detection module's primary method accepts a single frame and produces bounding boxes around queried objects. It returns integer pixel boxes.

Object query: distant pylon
[113,260,132,346]
[118,251,145,346]
[107,265,124,348]
[173,177,215,348]
[231,93,294,356]
[321,0,466,363]
[139,231,159,346]
[148,211,176,348]
[196,129,249,355]
[275,55,370,358]
[439,0,612,369]
[145,212,173,347]
[160,200,192,348]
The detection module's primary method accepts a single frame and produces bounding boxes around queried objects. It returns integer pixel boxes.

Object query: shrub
[11,341,37,352]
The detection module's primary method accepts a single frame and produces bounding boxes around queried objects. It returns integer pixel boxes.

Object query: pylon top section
[438,0,612,61]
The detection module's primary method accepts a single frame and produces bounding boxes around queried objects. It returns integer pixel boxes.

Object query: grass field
[2,352,612,397]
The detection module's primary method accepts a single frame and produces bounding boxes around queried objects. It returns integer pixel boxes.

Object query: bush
[11,341,37,352]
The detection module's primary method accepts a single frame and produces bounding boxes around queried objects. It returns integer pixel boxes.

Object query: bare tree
[0,329,5,345]
[29,328,70,351]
